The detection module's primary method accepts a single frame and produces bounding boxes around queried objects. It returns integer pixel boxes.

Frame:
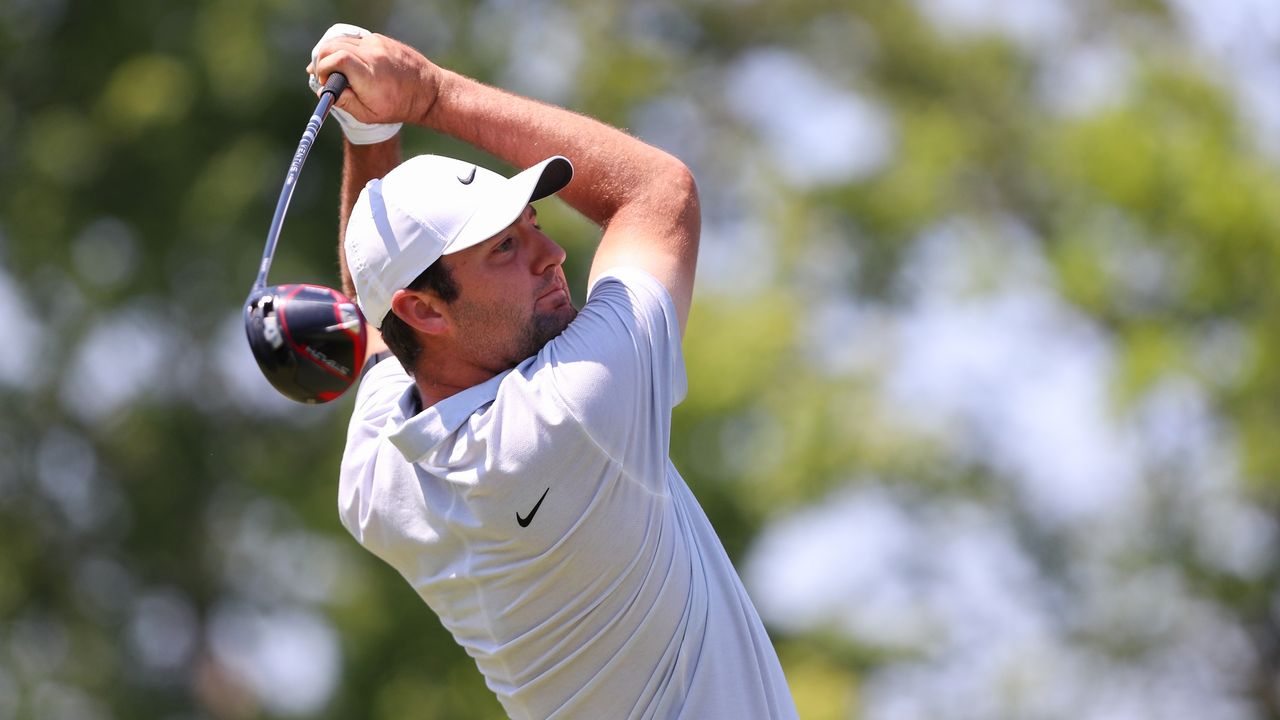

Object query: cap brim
[444,156,574,255]
[525,155,573,203]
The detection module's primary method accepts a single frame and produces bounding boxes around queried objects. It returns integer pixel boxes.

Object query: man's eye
[496,237,514,252]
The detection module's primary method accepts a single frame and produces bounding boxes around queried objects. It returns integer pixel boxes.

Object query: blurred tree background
[3,0,1280,718]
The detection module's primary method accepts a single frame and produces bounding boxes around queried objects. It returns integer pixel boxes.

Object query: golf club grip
[322,72,348,99]
[250,75,347,291]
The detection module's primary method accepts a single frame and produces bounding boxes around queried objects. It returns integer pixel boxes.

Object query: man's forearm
[314,31,700,329]
[419,69,700,330]
[422,70,691,233]
[338,136,402,299]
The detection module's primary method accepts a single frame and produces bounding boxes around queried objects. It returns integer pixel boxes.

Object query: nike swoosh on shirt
[516,488,549,528]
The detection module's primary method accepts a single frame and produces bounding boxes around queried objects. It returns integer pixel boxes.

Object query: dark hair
[379,259,460,372]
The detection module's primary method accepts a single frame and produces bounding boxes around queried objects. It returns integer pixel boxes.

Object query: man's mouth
[537,279,569,306]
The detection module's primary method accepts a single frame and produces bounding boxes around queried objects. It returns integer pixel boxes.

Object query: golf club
[243,72,367,404]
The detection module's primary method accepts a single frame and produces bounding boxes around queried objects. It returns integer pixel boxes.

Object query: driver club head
[243,283,367,404]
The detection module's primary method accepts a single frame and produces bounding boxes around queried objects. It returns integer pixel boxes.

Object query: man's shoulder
[570,266,682,355]
[353,354,414,416]
[585,266,673,308]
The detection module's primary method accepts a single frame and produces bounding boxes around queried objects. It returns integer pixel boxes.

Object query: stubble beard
[458,298,578,373]
[515,304,578,362]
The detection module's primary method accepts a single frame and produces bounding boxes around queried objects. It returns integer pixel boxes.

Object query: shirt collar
[384,368,512,463]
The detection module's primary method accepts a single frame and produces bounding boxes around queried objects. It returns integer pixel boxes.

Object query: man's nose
[530,230,567,273]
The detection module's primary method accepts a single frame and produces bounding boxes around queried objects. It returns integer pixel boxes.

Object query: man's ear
[390,289,448,335]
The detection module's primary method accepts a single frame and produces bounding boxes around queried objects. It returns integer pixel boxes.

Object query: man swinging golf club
[311,23,798,719]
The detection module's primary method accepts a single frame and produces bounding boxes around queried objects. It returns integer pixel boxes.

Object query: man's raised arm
[334,137,399,360]
[312,31,700,334]
[336,137,401,301]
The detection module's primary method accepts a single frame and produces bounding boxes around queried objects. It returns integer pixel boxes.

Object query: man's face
[439,205,577,372]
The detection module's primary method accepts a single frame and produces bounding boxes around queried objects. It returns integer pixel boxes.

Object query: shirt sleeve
[339,355,414,545]
[351,353,414,424]
[534,267,688,470]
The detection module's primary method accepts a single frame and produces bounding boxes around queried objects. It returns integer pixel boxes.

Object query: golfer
[311,24,798,719]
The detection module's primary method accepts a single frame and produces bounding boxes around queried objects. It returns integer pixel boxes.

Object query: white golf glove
[309,23,402,145]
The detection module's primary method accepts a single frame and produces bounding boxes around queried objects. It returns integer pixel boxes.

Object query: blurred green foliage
[3,0,1280,718]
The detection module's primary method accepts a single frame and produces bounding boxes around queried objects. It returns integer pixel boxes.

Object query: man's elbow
[664,157,699,208]
[654,157,701,239]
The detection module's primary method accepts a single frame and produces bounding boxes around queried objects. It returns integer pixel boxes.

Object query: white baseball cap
[344,154,573,328]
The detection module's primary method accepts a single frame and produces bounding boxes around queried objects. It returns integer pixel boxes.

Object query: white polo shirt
[339,268,797,719]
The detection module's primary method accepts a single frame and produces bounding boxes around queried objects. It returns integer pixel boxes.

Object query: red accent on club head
[276,283,365,382]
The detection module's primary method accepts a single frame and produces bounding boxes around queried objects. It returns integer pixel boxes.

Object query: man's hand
[308,26,441,130]
[308,24,404,144]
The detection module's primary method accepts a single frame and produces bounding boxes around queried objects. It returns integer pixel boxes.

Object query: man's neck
[412,365,501,411]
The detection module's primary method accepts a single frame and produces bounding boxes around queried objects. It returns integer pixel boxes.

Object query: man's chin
[519,305,577,360]
[540,304,577,343]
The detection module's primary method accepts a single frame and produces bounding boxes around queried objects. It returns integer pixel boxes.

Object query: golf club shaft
[252,72,349,292]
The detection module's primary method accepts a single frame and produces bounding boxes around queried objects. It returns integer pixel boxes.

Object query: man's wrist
[417,68,458,129]
[344,135,402,174]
